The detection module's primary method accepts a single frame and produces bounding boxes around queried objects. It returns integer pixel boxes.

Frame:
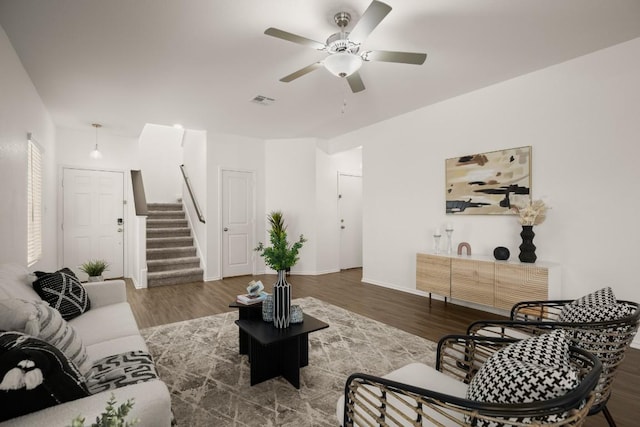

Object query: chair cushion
[467,330,579,425]
[337,363,468,427]
[0,331,89,422]
[32,268,91,320]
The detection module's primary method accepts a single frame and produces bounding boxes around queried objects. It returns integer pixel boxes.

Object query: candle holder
[445,227,454,255]
[433,234,442,254]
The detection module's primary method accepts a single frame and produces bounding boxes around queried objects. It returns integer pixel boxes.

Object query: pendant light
[89,123,103,159]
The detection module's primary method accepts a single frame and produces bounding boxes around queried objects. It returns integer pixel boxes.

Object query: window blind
[27,140,43,265]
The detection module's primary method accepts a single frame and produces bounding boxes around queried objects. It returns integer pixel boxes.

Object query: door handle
[223,227,229,232]
[341,225,345,229]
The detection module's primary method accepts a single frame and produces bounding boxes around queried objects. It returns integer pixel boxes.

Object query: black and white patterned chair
[467,288,639,427]
[338,331,602,427]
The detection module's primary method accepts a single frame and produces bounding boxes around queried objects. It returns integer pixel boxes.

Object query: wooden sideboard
[416,253,560,311]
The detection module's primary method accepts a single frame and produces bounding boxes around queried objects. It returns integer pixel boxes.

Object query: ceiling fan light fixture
[323,53,362,78]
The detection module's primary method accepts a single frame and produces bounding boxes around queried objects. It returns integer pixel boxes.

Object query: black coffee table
[235,314,329,389]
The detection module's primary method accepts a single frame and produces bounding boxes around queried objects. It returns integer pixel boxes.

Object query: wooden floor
[126,269,638,427]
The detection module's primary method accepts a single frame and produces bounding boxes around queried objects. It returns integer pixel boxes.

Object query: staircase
[146,203,203,287]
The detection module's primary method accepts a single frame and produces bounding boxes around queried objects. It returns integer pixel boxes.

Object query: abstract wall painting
[445,146,531,215]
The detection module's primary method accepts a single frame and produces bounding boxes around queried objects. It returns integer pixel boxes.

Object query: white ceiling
[1,0,640,139]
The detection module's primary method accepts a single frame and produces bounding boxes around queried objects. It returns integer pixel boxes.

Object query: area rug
[140,297,437,426]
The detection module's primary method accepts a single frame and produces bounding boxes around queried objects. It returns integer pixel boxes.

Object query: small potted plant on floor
[79,259,110,282]
[255,211,306,328]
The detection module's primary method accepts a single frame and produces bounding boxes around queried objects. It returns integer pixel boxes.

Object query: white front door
[338,173,363,270]
[222,169,254,277]
[63,168,124,279]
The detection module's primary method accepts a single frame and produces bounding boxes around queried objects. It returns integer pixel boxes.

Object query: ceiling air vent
[251,95,276,106]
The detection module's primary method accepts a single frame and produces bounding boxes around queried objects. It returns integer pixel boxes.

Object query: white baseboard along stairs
[146,203,204,287]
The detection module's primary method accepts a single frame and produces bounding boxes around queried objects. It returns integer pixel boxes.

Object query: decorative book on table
[236,291,268,305]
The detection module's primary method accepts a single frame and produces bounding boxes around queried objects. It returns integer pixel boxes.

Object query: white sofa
[0,264,172,426]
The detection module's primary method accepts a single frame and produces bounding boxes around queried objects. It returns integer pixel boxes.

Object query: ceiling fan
[264,0,427,93]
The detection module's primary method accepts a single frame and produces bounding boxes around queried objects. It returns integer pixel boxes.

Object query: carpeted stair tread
[146,210,185,219]
[147,268,204,287]
[147,203,183,211]
[147,227,191,238]
[147,219,188,229]
[147,236,194,249]
[147,247,197,260]
[147,256,200,273]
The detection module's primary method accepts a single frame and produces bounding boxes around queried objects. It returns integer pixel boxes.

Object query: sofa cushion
[86,335,149,363]
[0,331,89,422]
[0,263,41,302]
[0,298,37,332]
[32,268,91,321]
[466,330,579,426]
[69,302,140,347]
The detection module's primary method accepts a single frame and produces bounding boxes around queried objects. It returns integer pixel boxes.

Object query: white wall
[139,124,183,203]
[264,138,317,274]
[0,25,57,270]
[206,133,265,280]
[330,38,640,311]
[314,146,363,274]
[182,129,207,275]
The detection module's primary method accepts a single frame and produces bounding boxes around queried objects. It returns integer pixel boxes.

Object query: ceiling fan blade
[348,0,392,44]
[264,27,326,50]
[362,50,427,65]
[280,62,324,82]
[346,71,366,93]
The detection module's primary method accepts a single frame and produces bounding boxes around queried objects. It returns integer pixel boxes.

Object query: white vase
[88,275,103,282]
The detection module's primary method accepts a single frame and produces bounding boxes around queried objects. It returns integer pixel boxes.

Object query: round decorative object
[290,305,304,324]
[262,294,273,322]
[519,225,537,263]
[493,246,510,261]
[272,270,291,328]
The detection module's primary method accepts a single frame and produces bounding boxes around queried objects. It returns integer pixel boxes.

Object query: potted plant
[79,259,110,282]
[255,211,306,328]
[70,393,138,427]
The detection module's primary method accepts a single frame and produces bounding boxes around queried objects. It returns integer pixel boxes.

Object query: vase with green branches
[255,211,306,328]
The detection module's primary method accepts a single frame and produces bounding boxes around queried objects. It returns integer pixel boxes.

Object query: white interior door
[63,168,124,279]
[339,173,363,270]
[222,169,254,277]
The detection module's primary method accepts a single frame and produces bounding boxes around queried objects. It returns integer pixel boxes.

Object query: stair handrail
[180,164,205,223]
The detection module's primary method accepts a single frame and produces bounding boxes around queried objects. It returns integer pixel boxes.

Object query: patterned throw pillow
[27,301,91,375]
[85,351,159,394]
[32,268,91,320]
[571,287,616,305]
[467,330,579,426]
[0,331,89,421]
[558,287,634,357]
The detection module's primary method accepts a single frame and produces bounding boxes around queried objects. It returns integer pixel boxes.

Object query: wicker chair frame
[467,300,639,427]
[343,335,601,427]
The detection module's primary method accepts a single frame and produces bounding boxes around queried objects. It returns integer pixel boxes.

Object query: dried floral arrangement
[511,199,548,226]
